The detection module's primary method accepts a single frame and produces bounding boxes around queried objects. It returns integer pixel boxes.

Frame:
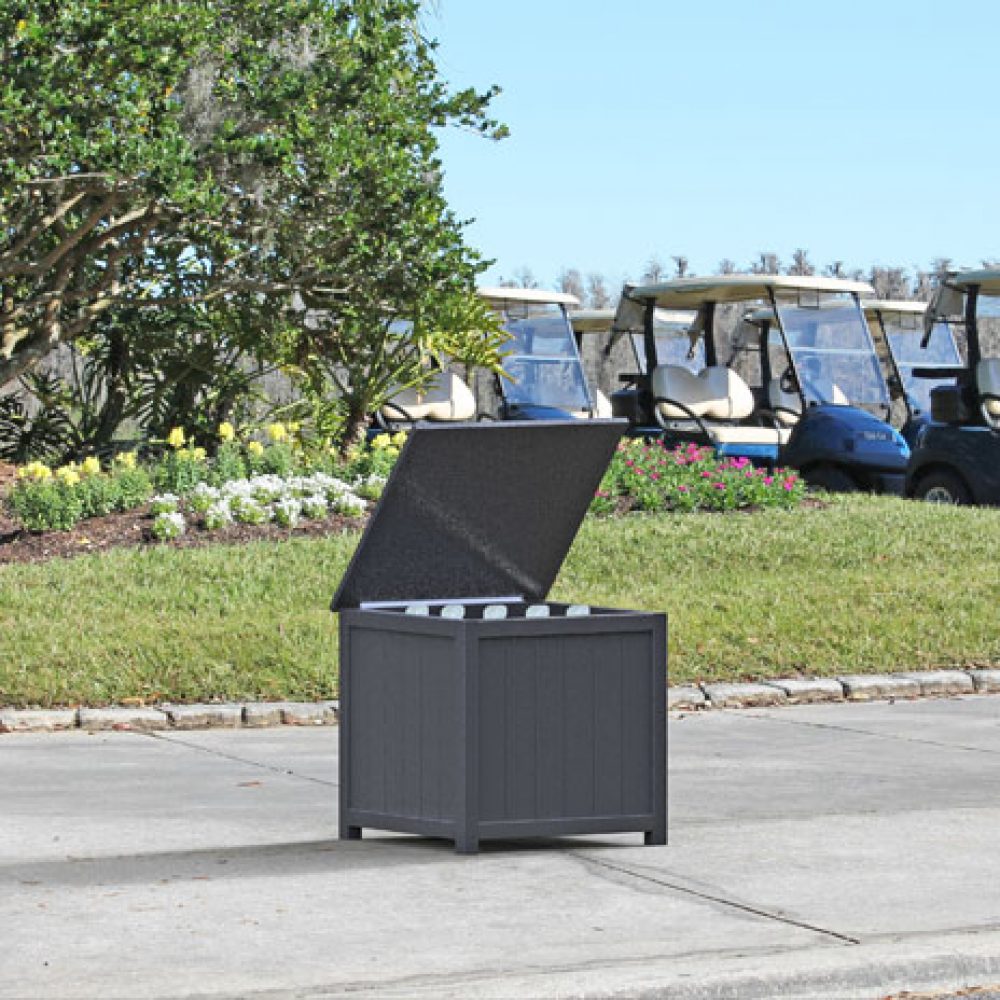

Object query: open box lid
[332,420,626,611]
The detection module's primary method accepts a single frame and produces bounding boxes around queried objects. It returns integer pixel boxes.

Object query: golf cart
[569,307,691,420]
[862,300,965,449]
[904,269,1000,505]
[611,274,911,492]
[479,287,610,420]
[378,286,609,430]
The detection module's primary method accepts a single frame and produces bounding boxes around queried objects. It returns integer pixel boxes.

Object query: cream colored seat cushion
[382,371,476,422]
[652,365,754,422]
[570,389,614,420]
[977,358,1000,418]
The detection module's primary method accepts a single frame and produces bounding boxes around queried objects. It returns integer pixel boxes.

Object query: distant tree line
[499,252,1000,309]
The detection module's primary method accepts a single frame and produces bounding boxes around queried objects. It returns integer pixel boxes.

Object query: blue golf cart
[904,269,1000,505]
[610,274,911,492]
[862,299,965,450]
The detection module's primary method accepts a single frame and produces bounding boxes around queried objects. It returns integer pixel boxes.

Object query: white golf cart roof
[479,286,580,308]
[624,274,873,310]
[937,268,1000,295]
[862,299,927,318]
[570,308,695,333]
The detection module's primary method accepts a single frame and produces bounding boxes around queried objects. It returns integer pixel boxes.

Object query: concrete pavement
[4,697,1000,998]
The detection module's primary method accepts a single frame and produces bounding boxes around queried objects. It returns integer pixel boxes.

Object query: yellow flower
[114,451,137,469]
[247,441,265,457]
[371,433,392,450]
[167,427,186,449]
[15,19,27,33]
[218,422,235,442]
[385,446,400,459]
[192,447,207,462]
[391,431,408,448]
[80,456,101,477]
[18,461,52,481]
[266,422,288,443]
[55,466,81,486]
[287,421,301,435]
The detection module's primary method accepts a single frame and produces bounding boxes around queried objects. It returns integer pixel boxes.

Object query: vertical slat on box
[619,632,653,816]
[535,636,566,819]
[562,634,597,818]
[593,636,625,817]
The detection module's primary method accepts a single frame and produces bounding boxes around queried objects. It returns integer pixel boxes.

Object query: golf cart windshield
[629,314,706,374]
[774,292,891,415]
[499,301,594,411]
[885,317,962,415]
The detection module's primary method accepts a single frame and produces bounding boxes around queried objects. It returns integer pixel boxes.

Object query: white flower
[150,494,180,515]
[272,497,302,528]
[152,511,186,541]
[203,501,233,531]
[301,494,328,519]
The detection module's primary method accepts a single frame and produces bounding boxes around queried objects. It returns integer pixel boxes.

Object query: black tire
[804,463,859,493]
[913,469,972,505]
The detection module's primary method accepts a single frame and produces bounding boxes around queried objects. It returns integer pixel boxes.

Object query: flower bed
[3,424,404,536]
[591,440,807,514]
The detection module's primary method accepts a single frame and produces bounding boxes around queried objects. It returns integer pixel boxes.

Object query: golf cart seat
[978,359,1000,425]
[381,371,476,424]
[652,364,787,447]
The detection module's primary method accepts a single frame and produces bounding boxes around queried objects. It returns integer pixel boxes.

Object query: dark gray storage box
[332,421,667,854]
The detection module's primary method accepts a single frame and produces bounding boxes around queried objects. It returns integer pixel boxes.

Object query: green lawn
[1,495,998,707]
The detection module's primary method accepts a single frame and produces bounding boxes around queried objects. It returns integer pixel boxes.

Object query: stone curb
[2,667,1000,733]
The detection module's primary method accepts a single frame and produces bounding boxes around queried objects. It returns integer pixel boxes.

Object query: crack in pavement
[738,710,1000,758]
[140,731,339,789]
[575,853,862,945]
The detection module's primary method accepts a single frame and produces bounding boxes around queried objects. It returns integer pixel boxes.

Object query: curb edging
[2,668,1000,734]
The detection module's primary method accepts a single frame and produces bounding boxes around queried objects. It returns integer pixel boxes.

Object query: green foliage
[592,440,807,514]
[152,448,210,494]
[1,0,507,464]
[207,441,247,486]
[6,479,84,532]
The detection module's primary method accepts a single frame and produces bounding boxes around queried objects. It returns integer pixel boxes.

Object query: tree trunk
[340,399,370,456]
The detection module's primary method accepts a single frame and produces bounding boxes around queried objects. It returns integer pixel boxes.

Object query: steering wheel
[982,394,1000,432]
[779,365,799,396]
[375,402,416,434]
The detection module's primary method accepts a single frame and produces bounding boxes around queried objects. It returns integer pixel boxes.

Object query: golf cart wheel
[805,463,858,493]
[914,469,971,505]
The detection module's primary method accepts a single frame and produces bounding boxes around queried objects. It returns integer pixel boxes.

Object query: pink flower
[677,485,689,493]
[713,482,727,489]
[701,471,712,478]
[763,476,774,486]
[650,472,660,480]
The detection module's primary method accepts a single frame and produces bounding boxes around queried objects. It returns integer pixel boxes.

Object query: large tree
[1,1,505,446]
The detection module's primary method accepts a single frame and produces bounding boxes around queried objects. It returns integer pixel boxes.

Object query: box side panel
[477,629,655,823]
[347,626,460,821]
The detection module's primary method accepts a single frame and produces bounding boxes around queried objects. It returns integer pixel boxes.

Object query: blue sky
[430,0,998,292]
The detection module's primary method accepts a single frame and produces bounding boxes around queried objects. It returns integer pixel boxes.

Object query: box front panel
[476,629,656,823]
[348,626,461,820]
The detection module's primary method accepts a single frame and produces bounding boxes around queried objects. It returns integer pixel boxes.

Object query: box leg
[644,824,666,847]
[454,830,479,855]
